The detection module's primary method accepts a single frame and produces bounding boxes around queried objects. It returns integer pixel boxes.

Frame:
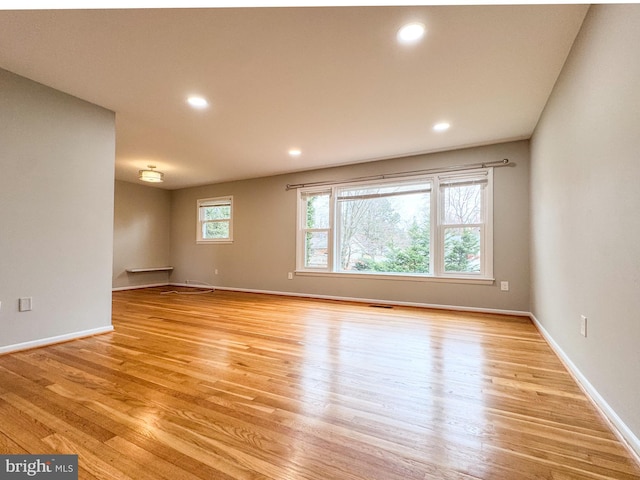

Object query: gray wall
[531,5,640,444]
[113,180,172,289]
[0,68,115,350]
[171,140,530,312]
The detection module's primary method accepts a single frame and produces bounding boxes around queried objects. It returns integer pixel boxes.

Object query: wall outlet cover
[19,297,33,312]
[580,315,588,337]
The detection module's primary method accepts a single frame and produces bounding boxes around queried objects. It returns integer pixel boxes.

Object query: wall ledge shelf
[126,266,174,273]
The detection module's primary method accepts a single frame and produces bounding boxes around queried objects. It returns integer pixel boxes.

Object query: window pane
[337,189,430,274]
[202,205,231,221]
[305,193,330,229]
[444,227,481,273]
[305,231,328,268]
[443,184,482,224]
[203,221,230,239]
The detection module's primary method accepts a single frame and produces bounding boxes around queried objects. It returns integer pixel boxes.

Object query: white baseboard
[169,282,530,317]
[112,282,170,291]
[0,325,114,356]
[530,313,640,463]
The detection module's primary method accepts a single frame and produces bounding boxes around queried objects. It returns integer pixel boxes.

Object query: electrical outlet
[214,269,219,275]
[500,281,509,291]
[19,297,33,312]
[580,315,587,337]
[287,272,293,280]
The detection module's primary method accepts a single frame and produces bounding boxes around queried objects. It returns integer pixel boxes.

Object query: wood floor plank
[0,287,638,479]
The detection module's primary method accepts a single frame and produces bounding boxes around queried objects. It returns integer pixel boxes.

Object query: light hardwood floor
[0,287,639,479]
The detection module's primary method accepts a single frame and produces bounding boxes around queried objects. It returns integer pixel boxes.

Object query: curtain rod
[285,158,510,191]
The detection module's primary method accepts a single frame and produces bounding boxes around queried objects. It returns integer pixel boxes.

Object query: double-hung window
[296,168,493,282]
[299,190,332,269]
[197,196,233,244]
[437,171,492,277]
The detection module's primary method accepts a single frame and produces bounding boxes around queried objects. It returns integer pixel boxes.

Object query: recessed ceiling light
[289,149,302,157]
[397,22,426,44]
[433,122,451,132]
[187,96,209,109]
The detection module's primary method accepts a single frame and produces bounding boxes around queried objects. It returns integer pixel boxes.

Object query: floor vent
[370,304,393,309]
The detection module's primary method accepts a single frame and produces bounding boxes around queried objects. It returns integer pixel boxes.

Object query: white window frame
[197,196,233,244]
[434,169,493,280]
[295,168,493,283]
[297,188,333,271]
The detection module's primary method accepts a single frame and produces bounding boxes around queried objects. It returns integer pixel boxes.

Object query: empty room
[0,3,639,479]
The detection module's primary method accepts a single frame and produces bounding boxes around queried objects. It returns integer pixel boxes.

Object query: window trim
[435,169,493,279]
[295,169,494,283]
[197,196,233,244]
[297,188,333,271]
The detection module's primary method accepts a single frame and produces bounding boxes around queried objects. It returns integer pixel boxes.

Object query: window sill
[196,240,233,245]
[294,270,495,285]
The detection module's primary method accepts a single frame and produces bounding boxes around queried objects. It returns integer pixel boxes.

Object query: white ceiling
[0,5,588,189]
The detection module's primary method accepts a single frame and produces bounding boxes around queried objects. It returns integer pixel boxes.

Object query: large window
[296,169,493,281]
[197,196,233,244]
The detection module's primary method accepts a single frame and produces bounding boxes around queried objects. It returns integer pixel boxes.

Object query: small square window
[197,196,233,243]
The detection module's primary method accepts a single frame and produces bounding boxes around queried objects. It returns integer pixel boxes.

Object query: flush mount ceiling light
[288,149,302,157]
[397,22,426,44]
[138,165,164,183]
[187,96,209,109]
[433,122,451,132]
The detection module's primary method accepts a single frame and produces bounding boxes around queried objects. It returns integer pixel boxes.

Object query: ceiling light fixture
[187,96,209,109]
[397,22,426,44]
[433,122,451,132]
[138,165,164,183]
[289,149,302,157]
